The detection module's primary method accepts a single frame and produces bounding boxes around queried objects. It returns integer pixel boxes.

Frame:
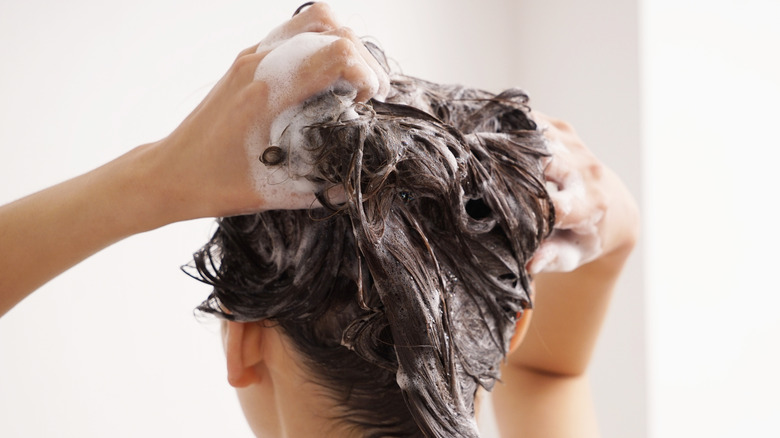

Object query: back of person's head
[190,52,553,437]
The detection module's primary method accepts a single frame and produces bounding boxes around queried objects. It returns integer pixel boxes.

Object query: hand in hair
[528,112,639,273]
[161,2,388,216]
[0,2,388,316]
[494,113,638,438]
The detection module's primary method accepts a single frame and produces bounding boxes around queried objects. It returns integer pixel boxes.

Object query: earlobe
[225,320,266,388]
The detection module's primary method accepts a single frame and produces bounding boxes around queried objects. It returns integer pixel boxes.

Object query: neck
[236,327,361,438]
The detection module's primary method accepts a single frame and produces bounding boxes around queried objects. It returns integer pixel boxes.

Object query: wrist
[601,169,640,259]
[101,141,199,234]
[135,135,272,223]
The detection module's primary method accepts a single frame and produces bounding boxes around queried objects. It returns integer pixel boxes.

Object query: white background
[643,0,780,436]
[1,0,777,437]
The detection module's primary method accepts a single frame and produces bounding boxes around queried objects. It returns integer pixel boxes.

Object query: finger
[257,2,339,53]
[312,184,348,210]
[342,55,382,103]
[281,36,379,108]
[320,29,385,102]
[543,145,586,227]
[548,181,606,231]
[528,232,594,274]
[236,43,261,59]
[327,37,381,103]
[544,149,607,231]
[293,2,316,17]
[257,178,346,211]
[532,110,576,136]
[290,1,339,32]
[528,238,580,274]
[229,51,270,87]
[543,145,572,188]
[322,27,390,101]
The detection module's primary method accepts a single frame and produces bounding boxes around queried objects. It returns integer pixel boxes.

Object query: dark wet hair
[189,55,553,437]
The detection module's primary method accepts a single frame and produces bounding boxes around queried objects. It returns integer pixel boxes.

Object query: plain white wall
[0,1,645,437]
[642,1,780,436]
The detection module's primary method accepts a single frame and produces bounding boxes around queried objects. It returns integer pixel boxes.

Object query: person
[0,2,638,437]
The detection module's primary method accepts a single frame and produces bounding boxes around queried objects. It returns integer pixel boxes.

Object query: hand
[149,2,388,220]
[495,114,638,437]
[0,3,393,315]
[528,112,638,274]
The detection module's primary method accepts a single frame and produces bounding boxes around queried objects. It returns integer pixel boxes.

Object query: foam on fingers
[245,32,387,209]
[256,2,339,53]
[254,32,341,111]
[533,137,605,273]
[246,33,339,206]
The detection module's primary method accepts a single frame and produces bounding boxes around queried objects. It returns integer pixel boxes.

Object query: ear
[509,280,536,354]
[508,307,534,354]
[225,320,266,388]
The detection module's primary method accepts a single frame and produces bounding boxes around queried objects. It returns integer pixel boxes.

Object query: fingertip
[293,1,316,17]
[375,72,391,101]
[306,2,335,19]
[345,62,379,103]
[528,243,554,274]
[325,35,358,59]
[528,258,548,275]
[293,2,338,33]
[548,189,572,222]
[319,38,376,100]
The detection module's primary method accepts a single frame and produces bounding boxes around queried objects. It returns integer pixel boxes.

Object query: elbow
[506,357,591,379]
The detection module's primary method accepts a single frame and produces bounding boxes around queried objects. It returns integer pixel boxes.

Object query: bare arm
[0,143,171,316]
[493,114,639,437]
[0,2,388,317]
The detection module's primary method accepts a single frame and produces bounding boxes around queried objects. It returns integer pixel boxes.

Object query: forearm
[494,246,630,438]
[0,143,173,315]
[510,244,632,374]
[492,163,637,436]
[493,363,600,438]
[511,165,639,373]
[0,5,388,318]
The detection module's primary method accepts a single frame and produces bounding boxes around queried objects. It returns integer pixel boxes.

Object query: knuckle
[235,45,257,60]
[307,2,333,18]
[551,118,575,133]
[586,161,604,179]
[231,54,252,71]
[300,2,337,30]
[332,26,357,40]
[344,63,372,83]
[328,37,357,57]
[230,53,260,76]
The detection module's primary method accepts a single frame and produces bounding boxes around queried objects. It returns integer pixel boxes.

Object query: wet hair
[189,49,553,437]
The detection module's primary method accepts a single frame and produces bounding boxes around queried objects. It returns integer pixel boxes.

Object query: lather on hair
[189,45,554,438]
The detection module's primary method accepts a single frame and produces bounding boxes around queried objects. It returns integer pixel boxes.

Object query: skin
[493,114,639,438]
[0,2,387,317]
[221,112,639,438]
[0,2,639,437]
